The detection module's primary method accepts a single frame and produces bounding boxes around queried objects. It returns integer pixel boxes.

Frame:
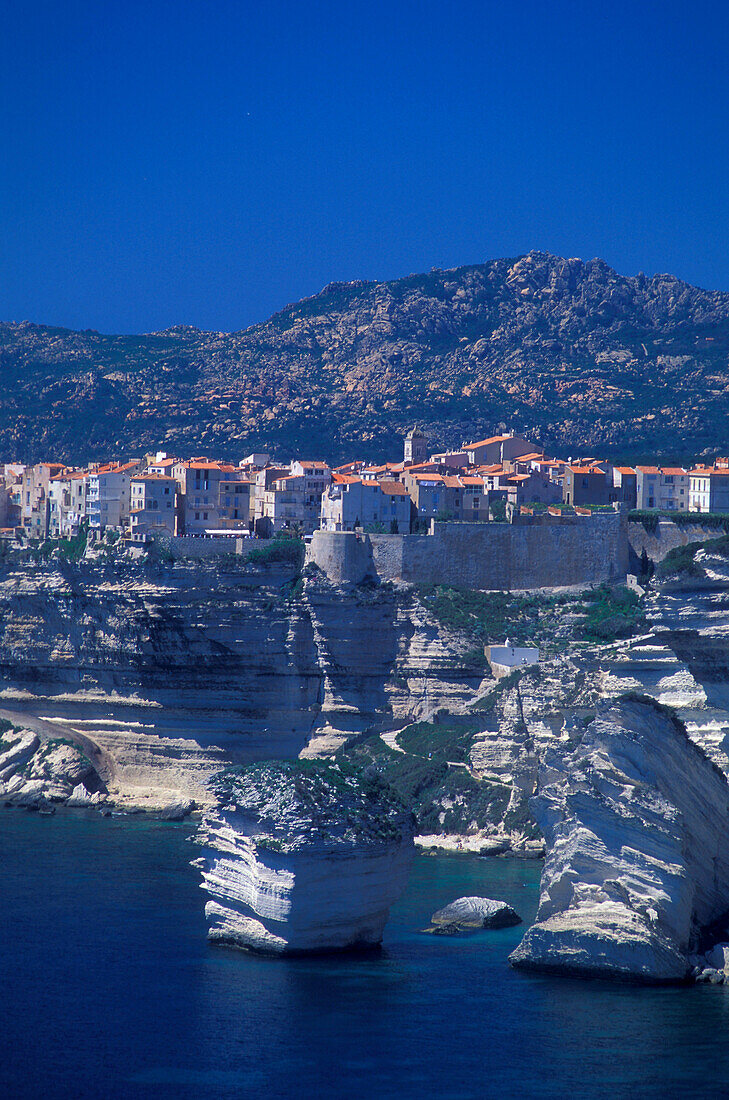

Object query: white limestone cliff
[196,760,415,954]
[510,696,729,982]
[0,558,488,804]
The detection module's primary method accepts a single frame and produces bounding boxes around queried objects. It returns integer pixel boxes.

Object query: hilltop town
[1,426,728,549]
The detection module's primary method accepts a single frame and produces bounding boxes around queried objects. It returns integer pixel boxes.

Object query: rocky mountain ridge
[3,251,729,463]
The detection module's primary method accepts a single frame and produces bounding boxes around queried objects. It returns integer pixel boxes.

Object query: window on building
[195,512,200,520]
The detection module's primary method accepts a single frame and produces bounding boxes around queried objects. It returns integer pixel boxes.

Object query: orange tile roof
[188,461,236,470]
[660,467,687,475]
[636,466,660,474]
[51,470,88,481]
[132,473,176,482]
[569,466,603,475]
[463,434,510,448]
[614,467,636,475]
[379,480,409,496]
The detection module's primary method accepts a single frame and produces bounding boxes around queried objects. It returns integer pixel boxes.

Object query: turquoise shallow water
[3,809,729,1099]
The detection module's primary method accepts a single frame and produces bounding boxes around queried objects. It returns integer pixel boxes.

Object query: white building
[689,467,729,513]
[48,470,88,537]
[87,461,141,531]
[129,474,177,539]
[487,639,539,679]
[635,467,688,511]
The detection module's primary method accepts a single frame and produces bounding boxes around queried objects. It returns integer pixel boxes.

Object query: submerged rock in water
[425,896,521,935]
[196,759,415,955]
[510,697,729,983]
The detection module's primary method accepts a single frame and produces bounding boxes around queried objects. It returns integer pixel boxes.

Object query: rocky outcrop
[425,896,521,935]
[196,760,414,954]
[3,252,729,462]
[510,697,729,982]
[0,727,106,808]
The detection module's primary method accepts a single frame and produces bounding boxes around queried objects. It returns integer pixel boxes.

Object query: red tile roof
[132,474,176,482]
[463,434,510,448]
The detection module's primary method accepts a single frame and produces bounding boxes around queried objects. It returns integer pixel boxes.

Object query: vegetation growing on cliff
[245,531,304,570]
[579,585,646,641]
[210,758,412,846]
[418,584,646,649]
[654,532,729,581]
[339,732,514,837]
[630,510,729,534]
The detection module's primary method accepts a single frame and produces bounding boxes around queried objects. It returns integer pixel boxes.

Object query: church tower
[404,426,428,466]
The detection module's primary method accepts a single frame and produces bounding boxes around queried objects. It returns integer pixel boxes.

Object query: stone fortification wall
[303,531,377,584]
[152,535,251,559]
[308,512,628,590]
[628,520,729,564]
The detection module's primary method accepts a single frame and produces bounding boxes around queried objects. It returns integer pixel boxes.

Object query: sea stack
[196,759,415,955]
[510,696,729,982]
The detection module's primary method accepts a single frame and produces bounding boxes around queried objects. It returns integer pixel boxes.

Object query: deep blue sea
[3,809,729,1100]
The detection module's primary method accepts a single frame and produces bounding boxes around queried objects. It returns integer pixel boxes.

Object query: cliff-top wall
[308,512,628,590]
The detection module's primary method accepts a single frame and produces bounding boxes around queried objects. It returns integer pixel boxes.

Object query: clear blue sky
[2,0,728,333]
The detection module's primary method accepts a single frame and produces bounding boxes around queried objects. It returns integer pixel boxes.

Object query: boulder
[156,798,194,821]
[66,784,105,808]
[426,896,521,935]
[705,943,729,971]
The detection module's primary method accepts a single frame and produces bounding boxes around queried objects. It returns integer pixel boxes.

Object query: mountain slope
[2,251,729,463]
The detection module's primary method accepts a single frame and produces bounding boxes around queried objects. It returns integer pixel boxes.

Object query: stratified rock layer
[197,760,415,954]
[510,697,729,982]
[0,558,487,803]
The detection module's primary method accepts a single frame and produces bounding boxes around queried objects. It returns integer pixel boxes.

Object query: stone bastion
[306,511,629,590]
